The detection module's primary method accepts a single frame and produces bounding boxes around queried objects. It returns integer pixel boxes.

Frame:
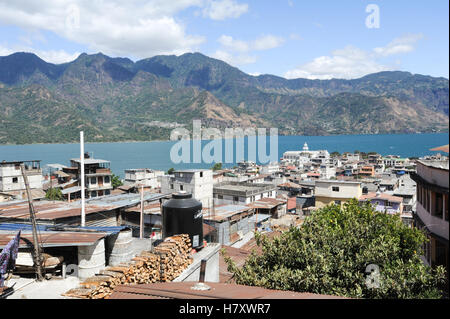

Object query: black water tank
[162,192,203,249]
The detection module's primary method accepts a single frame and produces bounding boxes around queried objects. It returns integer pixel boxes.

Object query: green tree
[45,188,63,200]
[167,167,175,175]
[330,151,340,158]
[212,162,223,171]
[111,174,123,189]
[224,200,446,299]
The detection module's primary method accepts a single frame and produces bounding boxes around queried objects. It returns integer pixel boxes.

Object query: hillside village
[0,142,448,299]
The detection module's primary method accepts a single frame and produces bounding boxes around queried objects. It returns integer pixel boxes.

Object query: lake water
[0,133,448,178]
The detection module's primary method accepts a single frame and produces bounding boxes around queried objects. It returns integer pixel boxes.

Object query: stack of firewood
[62,234,193,299]
[154,234,193,282]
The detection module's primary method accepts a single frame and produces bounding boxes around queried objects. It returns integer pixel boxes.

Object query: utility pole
[80,131,85,227]
[140,184,144,239]
[20,164,44,281]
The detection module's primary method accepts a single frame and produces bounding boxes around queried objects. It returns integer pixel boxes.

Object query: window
[12,177,18,183]
[170,184,174,190]
[218,195,223,200]
[104,176,110,184]
[434,192,443,218]
[233,196,239,203]
[90,177,96,184]
[91,191,97,197]
[180,185,184,191]
[200,172,203,178]
[105,189,110,195]
[332,186,340,192]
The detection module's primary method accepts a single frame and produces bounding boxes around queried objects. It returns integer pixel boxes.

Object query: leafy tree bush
[111,174,123,189]
[330,151,340,157]
[224,200,446,298]
[167,168,175,175]
[212,162,222,171]
[45,188,63,201]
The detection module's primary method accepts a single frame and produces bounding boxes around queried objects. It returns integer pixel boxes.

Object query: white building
[0,160,43,192]
[259,162,280,175]
[282,142,330,166]
[124,169,164,189]
[161,169,213,208]
[319,165,336,179]
[213,182,277,206]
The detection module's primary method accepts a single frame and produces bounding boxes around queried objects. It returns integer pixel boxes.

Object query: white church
[282,142,330,166]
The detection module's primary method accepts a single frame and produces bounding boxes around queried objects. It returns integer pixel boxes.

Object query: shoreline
[0,132,448,147]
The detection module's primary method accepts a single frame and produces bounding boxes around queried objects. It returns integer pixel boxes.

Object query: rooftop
[359,192,403,203]
[417,160,449,171]
[108,282,346,299]
[213,182,276,196]
[203,204,253,222]
[70,158,110,165]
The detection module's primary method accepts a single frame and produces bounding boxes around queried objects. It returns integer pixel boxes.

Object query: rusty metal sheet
[0,231,107,249]
[109,282,347,299]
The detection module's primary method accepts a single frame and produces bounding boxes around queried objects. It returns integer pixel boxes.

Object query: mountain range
[0,51,448,144]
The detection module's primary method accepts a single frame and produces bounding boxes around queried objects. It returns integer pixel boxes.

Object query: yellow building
[314,180,362,208]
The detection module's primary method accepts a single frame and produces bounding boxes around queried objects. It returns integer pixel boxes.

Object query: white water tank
[77,238,106,280]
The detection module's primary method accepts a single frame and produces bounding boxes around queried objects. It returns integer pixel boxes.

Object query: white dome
[303,142,309,151]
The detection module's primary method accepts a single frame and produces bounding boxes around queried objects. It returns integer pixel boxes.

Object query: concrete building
[314,180,362,209]
[282,143,329,166]
[0,160,43,192]
[358,165,375,178]
[259,162,280,175]
[124,169,164,189]
[344,153,360,162]
[411,159,448,277]
[359,192,404,214]
[383,156,410,168]
[319,165,336,179]
[0,160,44,201]
[203,204,268,245]
[68,157,113,198]
[213,182,277,206]
[161,169,213,208]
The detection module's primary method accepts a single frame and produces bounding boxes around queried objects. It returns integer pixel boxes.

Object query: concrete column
[443,195,446,221]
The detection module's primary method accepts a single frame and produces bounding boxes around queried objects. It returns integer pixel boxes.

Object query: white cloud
[0,0,209,59]
[215,34,284,66]
[373,33,424,57]
[0,44,80,64]
[202,0,248,20]
[218,34,284,52]
[212,49,256,65]
[284,34,423,80]
[252,35,285,51]
[218,35,249,52]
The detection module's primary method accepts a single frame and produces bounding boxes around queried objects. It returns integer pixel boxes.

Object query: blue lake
[0,133,448,178]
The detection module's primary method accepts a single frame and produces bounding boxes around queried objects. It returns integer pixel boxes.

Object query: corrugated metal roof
[0,223,128,249]
[61,186,81,195]
[203,204,253,222]
[0,231,106,249]
[108,282,346,299]
[248,214,270,223]
[0,193,168,222]
[248,198,286,209]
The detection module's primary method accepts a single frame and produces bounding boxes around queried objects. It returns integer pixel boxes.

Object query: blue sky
[0,0,448,79]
